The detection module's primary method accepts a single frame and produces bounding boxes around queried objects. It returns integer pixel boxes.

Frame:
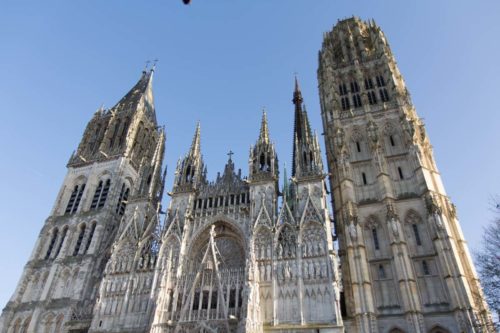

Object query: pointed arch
[277,201,296,226]
[254,202,273,228]
[65,177,87,215]
[73,223,87,256]
[54,225,68,258]
[300,221,327,258]
[254,225,273,260]
[404,209,423,225]
[404,209,432,252]
[428,325,451,333]
[299,196,323,225]
[45,227,59,259]
[364,215,388,257]
[276,223,297,259]
[388,328,406,333]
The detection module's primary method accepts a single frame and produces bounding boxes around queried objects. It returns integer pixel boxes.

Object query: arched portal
[173,221,246,332]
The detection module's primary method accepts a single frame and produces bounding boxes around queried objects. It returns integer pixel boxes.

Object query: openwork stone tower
[317,17,493,333]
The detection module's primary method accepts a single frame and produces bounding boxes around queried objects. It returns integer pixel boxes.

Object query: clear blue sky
[1,1,499,307]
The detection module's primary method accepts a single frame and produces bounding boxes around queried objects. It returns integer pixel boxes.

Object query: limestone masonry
[0,17,493,333]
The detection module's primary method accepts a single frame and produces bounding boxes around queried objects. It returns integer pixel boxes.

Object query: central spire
[291,77,323,178]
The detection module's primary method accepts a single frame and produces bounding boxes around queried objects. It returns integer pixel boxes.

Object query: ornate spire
[291,77,323,179]
[173,122,205,193]
[258,110,270,145]
[249,110,278,182]
[188,121,201,158]
[293,75,303,106]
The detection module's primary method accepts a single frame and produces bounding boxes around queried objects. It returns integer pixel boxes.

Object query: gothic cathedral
[0,17,493,333]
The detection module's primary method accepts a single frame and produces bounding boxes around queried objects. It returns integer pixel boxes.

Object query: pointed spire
[283,162,289,199]
[291,77,323,178]
[293,75,303,106]
[188,122,201,158]
[249,109,278,181]
[259,109,270,144]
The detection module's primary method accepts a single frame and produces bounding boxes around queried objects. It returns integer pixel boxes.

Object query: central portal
[175,222,246,333]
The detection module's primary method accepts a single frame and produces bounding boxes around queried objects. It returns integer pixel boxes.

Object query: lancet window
[91,179,111,210]
[375,74,390,102]
[83,222,97,254]
[65,183,85,214]
[277,225,297,259]
[372,228,380,250]
[115,183,129,215]
[412,223,422,246]
[45,228,59,259]
[73,224,86,256]
[53,226,68,258]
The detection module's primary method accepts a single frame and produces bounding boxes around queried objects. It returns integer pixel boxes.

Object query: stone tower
[317,17,493,333]
[0,68,166,333]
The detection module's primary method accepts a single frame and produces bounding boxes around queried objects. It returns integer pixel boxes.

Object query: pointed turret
[173,123,205,193]
[291,77,323,179]
[249,110,278,182]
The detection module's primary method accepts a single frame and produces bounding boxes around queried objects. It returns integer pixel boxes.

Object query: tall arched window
[84,222,97,254]
[73,224,86,256]
[372,228,380,250]
[116,184,129,216]
[90,181,103,209]
[53,226,68,258]
[65,183,85,214]
[98,179,111,208]
[65,186,78,214]
[45,228,59,259]
[422,260,430,275]
[378,264,386,279]
[412,223,422,246]
[91,179,111,210]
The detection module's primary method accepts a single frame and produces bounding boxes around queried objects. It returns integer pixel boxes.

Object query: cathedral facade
[0,17,493,333]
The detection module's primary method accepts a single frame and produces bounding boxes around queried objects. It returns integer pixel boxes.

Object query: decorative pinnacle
[259,109,270,144]
[189,121,201,157]
[293,75,303,105]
